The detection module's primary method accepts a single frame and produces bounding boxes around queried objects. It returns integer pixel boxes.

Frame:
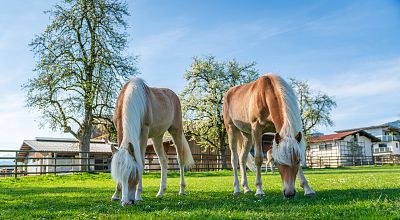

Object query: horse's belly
[148,120,171,138]
[232,120,251,134]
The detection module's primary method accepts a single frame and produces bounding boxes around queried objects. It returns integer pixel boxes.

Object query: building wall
[308,134,374,167]
[24,153,110,174]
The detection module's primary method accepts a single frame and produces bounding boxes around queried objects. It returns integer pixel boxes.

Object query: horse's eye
[297,161,300,165]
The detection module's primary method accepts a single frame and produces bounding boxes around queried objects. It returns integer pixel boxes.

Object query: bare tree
[23,0,136,170]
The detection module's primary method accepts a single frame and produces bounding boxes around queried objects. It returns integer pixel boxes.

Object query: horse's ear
[104,138,118,154]
[295,132,302,143]
[128,142,136,160]
[274,133,281,145]
[111,144,118,154]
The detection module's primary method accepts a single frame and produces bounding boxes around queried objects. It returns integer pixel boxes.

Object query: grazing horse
[110,78,194,206]
[223,74,315,198]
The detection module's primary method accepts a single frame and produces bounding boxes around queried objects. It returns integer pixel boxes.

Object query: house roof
[18,136,174,157]
[335,120,400,133]
[309,130,380,143]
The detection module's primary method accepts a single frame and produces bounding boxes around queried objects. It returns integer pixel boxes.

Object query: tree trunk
[219,131,228,169]
[79,105,93,172]
[220,147,228,169]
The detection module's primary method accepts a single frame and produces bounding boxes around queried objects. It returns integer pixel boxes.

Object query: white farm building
[307,130,380,168]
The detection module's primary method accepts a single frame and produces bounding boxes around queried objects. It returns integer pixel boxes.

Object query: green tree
[180,56,258,169]
[290,79,337,139]
[24,0,136,170]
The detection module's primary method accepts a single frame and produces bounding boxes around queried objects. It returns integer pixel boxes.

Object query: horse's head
[110,142,140,206]
[272,131,304,199]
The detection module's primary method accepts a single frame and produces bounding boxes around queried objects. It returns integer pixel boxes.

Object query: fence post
[54,153,57,175]
[14,151,18,179]
[87,152,90,172]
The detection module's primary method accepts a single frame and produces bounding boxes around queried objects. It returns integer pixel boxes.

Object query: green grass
[1,166,399,219]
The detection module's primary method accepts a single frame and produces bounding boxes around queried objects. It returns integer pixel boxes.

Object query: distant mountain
[385,120,400,129]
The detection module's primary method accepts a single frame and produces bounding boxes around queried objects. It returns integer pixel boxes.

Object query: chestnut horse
[223,74,315,198]
[110,78,194,206]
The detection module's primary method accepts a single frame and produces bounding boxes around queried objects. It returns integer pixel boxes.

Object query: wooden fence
[1,149,400,178]
[306,155,400,168]
[0,149,231,178]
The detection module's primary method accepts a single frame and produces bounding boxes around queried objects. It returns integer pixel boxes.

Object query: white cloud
[311,58,400,99]
[309,58,400,134]
[0,92,72,150]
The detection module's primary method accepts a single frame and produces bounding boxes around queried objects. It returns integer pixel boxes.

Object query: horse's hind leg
[270,160,275,175]
[297,167,316,196]
[239,132,252,194]
[227,125,241,195]
[111,183,121,201]
[169,128,187,195]
[152,135,168,197]
[266,152,274,175]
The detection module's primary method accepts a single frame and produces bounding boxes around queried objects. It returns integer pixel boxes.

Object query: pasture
[1,166,399,219]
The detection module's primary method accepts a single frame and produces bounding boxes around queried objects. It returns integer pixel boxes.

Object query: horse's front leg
[297,167,316,196]
[121,180,133,206]
[111,183,121,201]
[135,130,149,201]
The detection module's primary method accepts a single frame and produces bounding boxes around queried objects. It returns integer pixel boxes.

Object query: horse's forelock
[272,137,305,166]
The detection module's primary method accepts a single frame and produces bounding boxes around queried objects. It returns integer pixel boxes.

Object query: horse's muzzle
[283,189,296,199]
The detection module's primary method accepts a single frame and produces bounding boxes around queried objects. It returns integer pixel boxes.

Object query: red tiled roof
[309,130,359,143]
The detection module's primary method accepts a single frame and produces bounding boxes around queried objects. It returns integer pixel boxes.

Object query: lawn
[0,166,399,219]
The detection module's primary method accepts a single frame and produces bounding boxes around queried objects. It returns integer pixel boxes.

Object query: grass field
[1,166,399,219]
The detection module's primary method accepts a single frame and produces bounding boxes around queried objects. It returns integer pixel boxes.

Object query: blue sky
[0,0,399,149]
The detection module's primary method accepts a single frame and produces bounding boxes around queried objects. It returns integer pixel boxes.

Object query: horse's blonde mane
[271,75,306,166]
[121,77,147,162]
[111,77,147,184]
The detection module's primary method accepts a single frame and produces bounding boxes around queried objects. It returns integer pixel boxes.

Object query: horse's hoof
[233,191,241,196]
[244,189,253,194]
[135,193,143,201]
[179,192,186,195]
[121,200,134,206]
[111,196,120,201]
[305,191,316,197]
[255,191,265,197]
[156,193,163,198]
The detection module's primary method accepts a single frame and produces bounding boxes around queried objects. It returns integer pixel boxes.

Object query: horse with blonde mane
[110,78,194,206]
[223,74,315,198]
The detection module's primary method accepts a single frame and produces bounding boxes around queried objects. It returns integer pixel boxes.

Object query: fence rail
[306,155,400,168]
[0,149,230,178]
[1,149,400,178]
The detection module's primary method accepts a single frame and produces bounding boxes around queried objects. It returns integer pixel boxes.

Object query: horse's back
[223,74,282,133]
[147,87,183,136]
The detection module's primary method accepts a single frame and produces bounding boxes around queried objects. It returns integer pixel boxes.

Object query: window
[379,143,387,148]
[396,143,399,149]
[319,143,332,151]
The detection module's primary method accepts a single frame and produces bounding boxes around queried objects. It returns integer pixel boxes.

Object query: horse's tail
[180,132,195,167]
[237,134,257,171]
